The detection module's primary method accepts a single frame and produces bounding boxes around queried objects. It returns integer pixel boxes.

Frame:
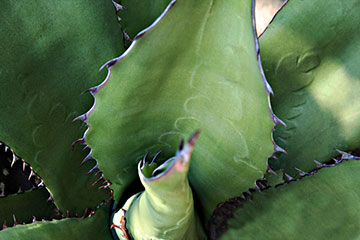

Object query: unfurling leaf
[112,132,205,240]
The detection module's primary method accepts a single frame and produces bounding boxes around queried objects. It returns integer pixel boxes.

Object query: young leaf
[112,133,205,239]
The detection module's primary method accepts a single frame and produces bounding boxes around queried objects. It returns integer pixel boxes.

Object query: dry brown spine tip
[92,177,104,186]
[188,130,201,146]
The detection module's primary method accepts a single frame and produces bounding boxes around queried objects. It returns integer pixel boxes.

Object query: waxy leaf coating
[0,204,112,240]
[261,0,360,176]
[0,188,59,229]
[113,133,205,239]
[222,160,360,240]
[0,0,123,214]
[86,0,274,221]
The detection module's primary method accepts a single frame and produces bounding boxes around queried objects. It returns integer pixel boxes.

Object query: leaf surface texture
[260,0,360,176]
[222,160,360,240]
[0,0,123,213]
[86,0,274,220]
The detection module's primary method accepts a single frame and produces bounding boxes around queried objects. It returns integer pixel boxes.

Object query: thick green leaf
[260,0,360,176]
[86,0,274,221]
[0,188,59,229]
[221,160,360,240]
[0,204,112,240]
[113,133,205,239]
[0,1,123,214]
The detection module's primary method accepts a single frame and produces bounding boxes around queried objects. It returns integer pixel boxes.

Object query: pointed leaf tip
[139,131,200,181]
[188,130,201,147]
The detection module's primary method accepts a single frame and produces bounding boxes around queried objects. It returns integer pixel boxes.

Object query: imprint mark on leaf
[297,52,321,73]
[174,117,201,133]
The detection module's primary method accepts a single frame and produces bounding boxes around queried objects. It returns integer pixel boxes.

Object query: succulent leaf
[0,188,60,229]
[86,0,274,221]
[220,160,360,239]
[0,204,112,240]
[260,0,360,176]
[112,132,205,239]
[0,1,124,214]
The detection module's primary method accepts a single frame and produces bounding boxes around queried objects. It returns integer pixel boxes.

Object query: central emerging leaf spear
[112,131,206,240]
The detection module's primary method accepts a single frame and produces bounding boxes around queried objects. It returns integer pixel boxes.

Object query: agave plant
[0,0,359,239]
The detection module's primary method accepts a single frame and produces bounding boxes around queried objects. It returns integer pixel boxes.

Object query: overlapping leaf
[221,160,360,239]
[0,0,123,214]
[0,204,112,240]
[0,188,59,229]
[260,0,360,176]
